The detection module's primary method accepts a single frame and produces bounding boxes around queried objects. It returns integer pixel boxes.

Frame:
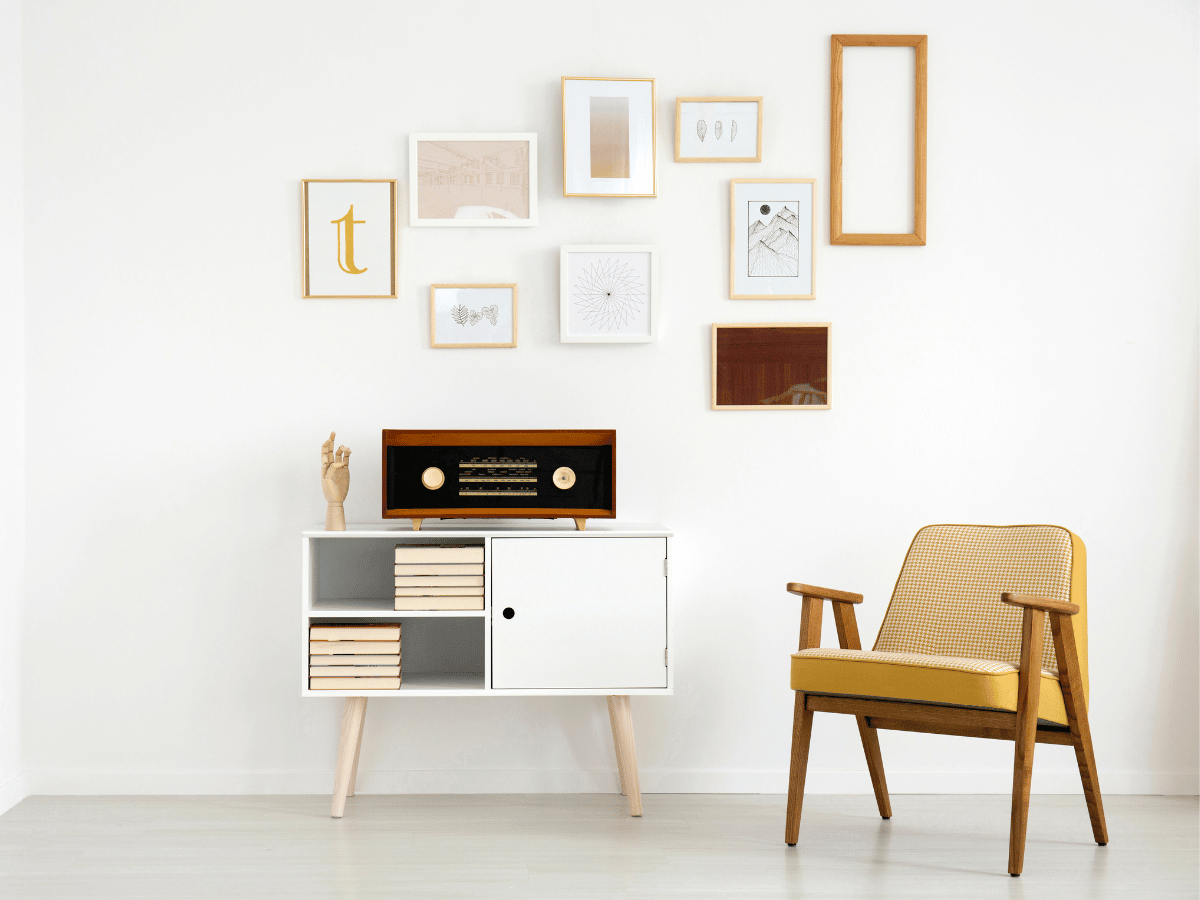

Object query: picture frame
[711,323,831,410]
[560,245,659,343]
[830,34,927,245]
[409,134,537,226]
[675,97,763,163]
[430,284,518,348]
[729,178,816,299]
[561,77,656,198]
[301,179,397,299]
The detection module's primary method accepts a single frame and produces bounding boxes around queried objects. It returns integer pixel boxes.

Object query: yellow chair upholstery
[790,525,1088,725]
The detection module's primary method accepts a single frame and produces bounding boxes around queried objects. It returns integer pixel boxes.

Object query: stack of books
[395,544,485,610]
[309,624,401,689]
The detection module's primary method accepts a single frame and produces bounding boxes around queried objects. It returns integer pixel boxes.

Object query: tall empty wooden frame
[830,35,927,245]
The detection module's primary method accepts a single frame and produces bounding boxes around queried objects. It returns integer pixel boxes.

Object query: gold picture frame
[301,179,397,298]
[711,323,831,410]
[729,178,817,300]
[830,34,928,245]
[675,97,763,163]
[561,76,657,198]
[430,284,518,349]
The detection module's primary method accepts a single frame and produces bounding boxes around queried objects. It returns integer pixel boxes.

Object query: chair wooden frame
[784,583,1108,876]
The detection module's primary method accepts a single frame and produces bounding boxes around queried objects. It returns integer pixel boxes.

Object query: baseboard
[0,772,30,815]
[22,768,1198,796]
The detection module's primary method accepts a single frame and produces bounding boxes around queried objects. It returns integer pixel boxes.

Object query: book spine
[309,641,401,654]
[394,586,483,596]
[394,564,484,576]
[394,575,484,587]
[309,626,401,641]
[309,666,401,677]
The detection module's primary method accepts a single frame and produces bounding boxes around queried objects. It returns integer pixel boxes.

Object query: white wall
[19,0,1198,796]
[0,0,26,815]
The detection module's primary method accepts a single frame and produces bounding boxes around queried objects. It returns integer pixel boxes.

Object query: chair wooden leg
[1009,608,1045,876]
[608,695,642,816]
[855,717,892,818]
[606,695,627,796]
[331,697,367,818]
[347,699,367,798]
[785,692,814,846]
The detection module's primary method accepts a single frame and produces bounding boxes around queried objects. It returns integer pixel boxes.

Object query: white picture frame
[430,284,518,348]
[676,97,763,163]
[729,178,817,300]
[560,245,659,343]
[301,179,397,298]
[561,77,656,198]
[409,134,538,226]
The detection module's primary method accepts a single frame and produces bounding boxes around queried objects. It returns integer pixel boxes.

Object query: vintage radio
[382,429,615,530]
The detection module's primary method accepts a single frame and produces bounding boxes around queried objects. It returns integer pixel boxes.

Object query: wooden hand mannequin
[321,432,351,531]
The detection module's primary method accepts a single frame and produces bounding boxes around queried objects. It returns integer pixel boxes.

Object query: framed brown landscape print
[730,178,816,299]
[301,179,397,298]
[675,97,762,162]
[409,134,537,226]
[711,323,830,410]
[430,284,517,348]
[562,77,656,197]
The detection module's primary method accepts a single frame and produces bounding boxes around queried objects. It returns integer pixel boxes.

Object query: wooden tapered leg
[331,697,367,818]
[1009,608,1045,876]
[347,700,367,798]
[785,692,814,846]
[606,696,627,796]
[1051,614,1109,845]
[608,695,642,816]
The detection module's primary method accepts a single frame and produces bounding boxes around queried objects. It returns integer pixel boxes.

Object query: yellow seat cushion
[790,647,1069,725]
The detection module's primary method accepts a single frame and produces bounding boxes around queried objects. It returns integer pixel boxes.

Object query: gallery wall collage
[300,36,928,411]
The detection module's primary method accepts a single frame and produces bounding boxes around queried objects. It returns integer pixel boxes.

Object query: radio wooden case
[382,429,616,530]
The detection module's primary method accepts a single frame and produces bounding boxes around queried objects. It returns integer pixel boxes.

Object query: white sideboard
[302,521,673,817]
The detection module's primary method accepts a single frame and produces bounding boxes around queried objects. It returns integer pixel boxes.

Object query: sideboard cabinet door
[491,537,667,689]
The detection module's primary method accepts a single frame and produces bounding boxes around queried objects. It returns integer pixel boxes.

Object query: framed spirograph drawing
[409,134,537,226]
[729,178,816,299]
[675,97,762,162]
[430,284,517,348]
[711,323,830,410]
[301,179,396,298]
[560,245,659,343]
[561,77,656,197]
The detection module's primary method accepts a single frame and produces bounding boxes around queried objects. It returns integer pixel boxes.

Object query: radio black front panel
[387,445,613,511]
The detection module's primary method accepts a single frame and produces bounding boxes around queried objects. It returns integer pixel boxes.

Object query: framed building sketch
[675,97,762,162]
[430,284,518,348]
[409,134,537,226]
[711,323,830,410]
[561,77,656,197]
[301,179,396,298]
[729,178,816,299]
[560,245,658,343]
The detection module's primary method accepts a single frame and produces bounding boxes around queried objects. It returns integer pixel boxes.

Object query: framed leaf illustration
[430,284,517,348]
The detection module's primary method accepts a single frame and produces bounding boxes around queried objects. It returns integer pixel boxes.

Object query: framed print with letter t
[729,178,816,299]
[562,77,656,197]
[302,179,397,298]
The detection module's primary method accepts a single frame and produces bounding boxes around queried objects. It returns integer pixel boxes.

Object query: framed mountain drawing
[729,178,816,299]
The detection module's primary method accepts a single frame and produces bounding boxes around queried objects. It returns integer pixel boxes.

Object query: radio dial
[553,466,576,489]
[421,467,445,490]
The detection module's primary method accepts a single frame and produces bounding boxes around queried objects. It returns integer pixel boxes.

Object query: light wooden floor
[0,793,1195,898]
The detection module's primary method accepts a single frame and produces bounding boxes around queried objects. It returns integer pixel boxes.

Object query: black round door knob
[502,607,515,619]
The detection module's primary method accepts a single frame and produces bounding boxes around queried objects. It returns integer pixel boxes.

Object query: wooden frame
[711,323,830,410]
[560,245,659,343]
[561,77,657,198]
[301,179,397,299]
[784,583,1108,876]
[408,133,538,227]
[675,97,763,163]
[430,284,518,349]
[729,179,816,299]
[830,34,927,245]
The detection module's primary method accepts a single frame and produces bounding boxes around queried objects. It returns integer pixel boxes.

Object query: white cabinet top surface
[303,521,672,538]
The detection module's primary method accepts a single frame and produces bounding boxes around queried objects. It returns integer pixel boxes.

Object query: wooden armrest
[1001,592,1079,615]
[787,583,863,604]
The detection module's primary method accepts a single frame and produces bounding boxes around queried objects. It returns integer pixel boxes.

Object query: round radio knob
[421,466,445,490]
[552,466,576,489]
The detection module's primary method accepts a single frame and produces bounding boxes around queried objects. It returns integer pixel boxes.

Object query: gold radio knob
[553,466,576,489]
[421,467,445,490]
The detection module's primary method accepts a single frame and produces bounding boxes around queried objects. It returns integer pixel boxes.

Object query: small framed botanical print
[302,179,397,298]
[560,245,659,343]
[711,323,830,409]
[409,134,537,226]
[561,77,656,197]
[675,97,762,162]
[729,178,816,299]
[430,284,517,348]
